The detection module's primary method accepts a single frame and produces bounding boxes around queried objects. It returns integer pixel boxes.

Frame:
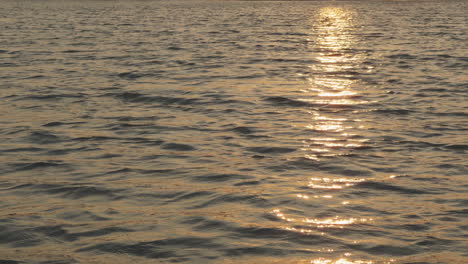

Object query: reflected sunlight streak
[272,209,373,230]
[308,177,367,190]
[311,258,374,264]
[301,6,369,161]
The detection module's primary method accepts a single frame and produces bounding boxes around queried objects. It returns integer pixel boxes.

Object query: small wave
[234,180,261,186]
[232,226,300,239]
[3,147,44,153]
[355,181,432,194]
[30,183,122,200]
[444,144,467,151]
[0,224,132,249]
[166,191,213,204]
[230,126,256,135]
[415,236,455,247]
[264,96,312,107]
[0,225,41,247]
[223,246,304,257]
[14,161,67,171]
[264,96,363,109]
[247,146,296,154]
[186,217,233,232]
[0,260,21,264]
[72,135,120,142]
[22,75,46,80]
[62,49,86,53]
[433,111,467,117]
[19,93,85,101]
[161,143,196,151]
[26,131,62,144]
[386,53,418,60]
[110,91,200,105]
[0,62,17,67]
[31,225,86,242]
[77,237,221,258]
[42,121,65,127]
[192,173,253,182]
[355,244,418,256]
[46,147,89,156]
[419,88,448,92]
[117,72,144,80]
[72,227,134,240]
[133,191,186,203]
[57,210,110,222]
[168,46,183,51]
[190,193,268,209]
[373,108,413,115]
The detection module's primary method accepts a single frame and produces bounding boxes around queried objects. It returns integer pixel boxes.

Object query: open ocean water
[0,0,467,263]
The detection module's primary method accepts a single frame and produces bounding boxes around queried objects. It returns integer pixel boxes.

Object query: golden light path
[272,208,373,229]
[274,7,382,264]
[310,258,375,264]
[300,6,370,161]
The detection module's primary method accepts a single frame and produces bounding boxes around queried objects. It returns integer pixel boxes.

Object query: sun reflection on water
[300,6,370,161]
[308,178,366,190]
[269,7,380,263]
[318,90,358,97]
[311,258,375,264]
[272,208,373,230]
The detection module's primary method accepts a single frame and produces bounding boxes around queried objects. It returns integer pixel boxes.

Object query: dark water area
[0,0,467,263]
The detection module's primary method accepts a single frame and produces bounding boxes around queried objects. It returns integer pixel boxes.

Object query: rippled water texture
[1,0,467,263]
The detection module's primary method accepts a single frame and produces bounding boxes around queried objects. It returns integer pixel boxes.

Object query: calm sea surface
[0,0,467,263]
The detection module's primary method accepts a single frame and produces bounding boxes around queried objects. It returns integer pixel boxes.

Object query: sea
[0,0,467,263]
